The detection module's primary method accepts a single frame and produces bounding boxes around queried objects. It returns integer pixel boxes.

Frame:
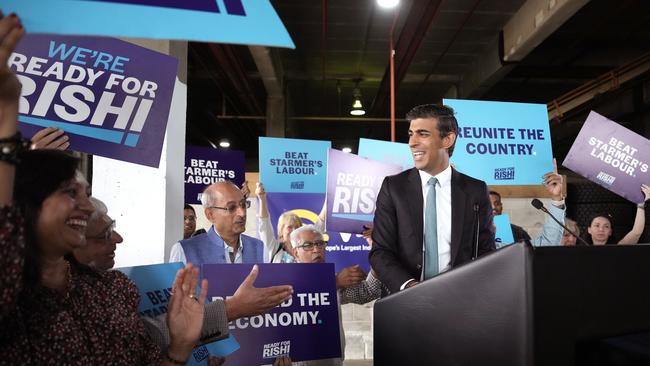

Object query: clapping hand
[166,263,208,362]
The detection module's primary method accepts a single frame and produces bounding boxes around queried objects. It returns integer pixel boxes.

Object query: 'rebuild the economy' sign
[203,263,342,365]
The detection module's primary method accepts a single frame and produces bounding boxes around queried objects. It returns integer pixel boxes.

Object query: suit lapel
[450,169,466,265]
[405,168,424,246]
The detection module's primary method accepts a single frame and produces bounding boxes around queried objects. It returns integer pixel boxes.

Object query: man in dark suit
[369,104,495,294]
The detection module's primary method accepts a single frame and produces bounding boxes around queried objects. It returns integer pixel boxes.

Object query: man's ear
[204,207,213,222]
[442,132,457,150]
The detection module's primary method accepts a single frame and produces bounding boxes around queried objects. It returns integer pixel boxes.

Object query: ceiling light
[342,147,352,153]
[219,139,231,148]
[377,0,399,9]
[350,87,365,116]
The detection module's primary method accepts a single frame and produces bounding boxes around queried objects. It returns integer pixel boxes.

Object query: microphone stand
[531,199,590,246]
[472,203,479,259]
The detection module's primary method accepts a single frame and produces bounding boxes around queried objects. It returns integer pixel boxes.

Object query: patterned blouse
[0,205,162,365]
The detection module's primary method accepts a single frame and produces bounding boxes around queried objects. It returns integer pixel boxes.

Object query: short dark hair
[406,104,459,157]
[14,150,80,285]
[184,204,195,214]
[489,191,501,199]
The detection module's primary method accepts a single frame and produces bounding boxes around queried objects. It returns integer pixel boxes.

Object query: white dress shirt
[169,226,244,264]
[400,165,453,290]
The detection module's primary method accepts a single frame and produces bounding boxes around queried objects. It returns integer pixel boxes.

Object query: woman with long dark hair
[0,14,207,365]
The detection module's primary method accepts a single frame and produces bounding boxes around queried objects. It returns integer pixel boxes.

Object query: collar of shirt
[417,164,452,189]
[211,226,243,263]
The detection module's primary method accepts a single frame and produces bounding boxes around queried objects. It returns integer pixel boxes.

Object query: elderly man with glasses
[170,181,264,266]
[74,197,123,271]
[283,225,383,366]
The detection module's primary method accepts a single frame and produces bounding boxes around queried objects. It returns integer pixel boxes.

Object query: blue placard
[358,138,414,171]
[116,262,240,365]
[259,137,331,194]
[203,263,341,365]
[444,99,554,185]
[4,0,294,48]
[494,214,515,248]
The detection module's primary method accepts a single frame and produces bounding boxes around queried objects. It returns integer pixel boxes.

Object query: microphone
[530,199,589,246]
[472,203,479,259]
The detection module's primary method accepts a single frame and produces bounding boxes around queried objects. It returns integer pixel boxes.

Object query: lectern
[374,243,650,366]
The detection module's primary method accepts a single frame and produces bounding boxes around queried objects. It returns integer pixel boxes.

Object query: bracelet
[0,131,30,166]
[638,203,646,209]
[165,352,188,365]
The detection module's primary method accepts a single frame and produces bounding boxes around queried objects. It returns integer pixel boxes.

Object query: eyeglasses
[296,240,328,251]
[87,220,116,241]
[208,200,250,214]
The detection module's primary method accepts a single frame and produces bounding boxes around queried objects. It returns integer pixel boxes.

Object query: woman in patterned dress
[0,13,207,365]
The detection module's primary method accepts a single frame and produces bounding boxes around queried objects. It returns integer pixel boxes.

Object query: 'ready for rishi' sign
[563,111,650,203]
[326,149,402,234]
[12,34,178,167]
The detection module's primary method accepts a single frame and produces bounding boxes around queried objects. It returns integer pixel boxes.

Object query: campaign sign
[326,149,402,234]
[117,262,240,365]
[494,214,515,248]
[259,137,331,194]
[259,137,368,272]
[12,34,177,168]
[324,232,372,273]
[4,0,294,48]
[443,99,554,185]
[203,263,342,365]
[358,138,414,171]
[185,145,245,204]
[563,111,650,203]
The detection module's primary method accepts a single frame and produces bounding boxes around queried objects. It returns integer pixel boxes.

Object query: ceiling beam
[503,0,591,62]
[368,0,443,117]
[449,0,590,99]
[207,44,265,116]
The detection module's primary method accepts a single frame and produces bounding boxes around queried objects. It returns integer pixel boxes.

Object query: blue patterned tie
[424,177,439,279]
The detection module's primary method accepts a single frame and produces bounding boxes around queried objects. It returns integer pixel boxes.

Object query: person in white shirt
[256,182,302,263]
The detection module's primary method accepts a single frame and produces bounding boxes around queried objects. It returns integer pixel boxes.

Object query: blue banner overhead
[4,0,295,48]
